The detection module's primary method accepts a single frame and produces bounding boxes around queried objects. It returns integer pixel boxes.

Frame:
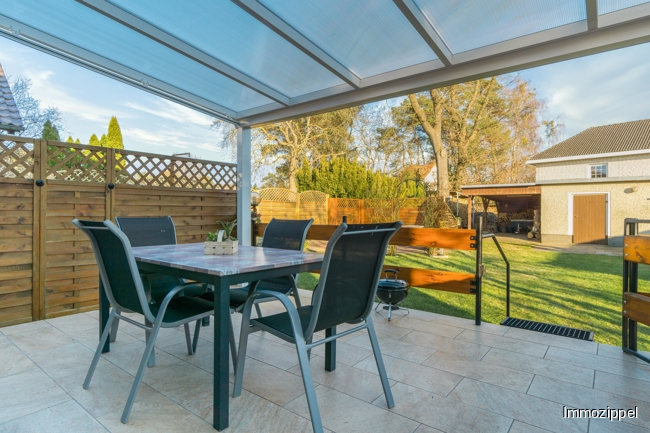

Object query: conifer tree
[66,136,74,143]
[89,134,100,147]
[100,134,108,147]
[107,116,124,149]
[75,138,81,144]
[41,120,61,141]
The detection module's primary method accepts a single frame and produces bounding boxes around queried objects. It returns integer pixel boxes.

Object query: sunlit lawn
[298,240,650,349]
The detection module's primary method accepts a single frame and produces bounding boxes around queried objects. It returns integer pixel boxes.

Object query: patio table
[99,243,323,431]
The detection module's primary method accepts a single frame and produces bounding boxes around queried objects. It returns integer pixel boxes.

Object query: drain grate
[501,317,594,341]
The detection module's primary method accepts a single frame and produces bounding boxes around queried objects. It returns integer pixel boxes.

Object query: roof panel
[598,0,650,14]
[4,0,273,112]
[414,0,586,54]
[257,0,437,78]
[106,0,344,98]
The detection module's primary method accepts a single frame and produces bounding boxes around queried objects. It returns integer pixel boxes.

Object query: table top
[132,243,323,276]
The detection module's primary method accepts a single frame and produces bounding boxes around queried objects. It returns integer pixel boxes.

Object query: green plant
[217,219,237,241]
[206,232,219,242]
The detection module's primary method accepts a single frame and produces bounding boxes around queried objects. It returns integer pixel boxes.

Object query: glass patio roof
[1,0,650,126]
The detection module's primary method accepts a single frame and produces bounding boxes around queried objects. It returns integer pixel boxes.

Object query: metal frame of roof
[1,1,650,127]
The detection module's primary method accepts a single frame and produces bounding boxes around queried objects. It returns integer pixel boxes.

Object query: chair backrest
[307,221,402,336]
[115,216,177,247]
[262,218,314,251]
[73,219,154,322]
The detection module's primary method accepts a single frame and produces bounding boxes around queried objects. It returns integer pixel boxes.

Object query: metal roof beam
[586,0,599,30]
[392,0,452,66]
[76,0,289,106]
[231,0,361,89]
[0,15,240,125]
[238,16,650,126]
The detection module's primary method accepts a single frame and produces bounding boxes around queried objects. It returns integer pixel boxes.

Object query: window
[590,164,607,178]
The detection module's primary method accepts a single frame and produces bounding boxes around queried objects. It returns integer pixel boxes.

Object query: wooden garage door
[573,194,607,244]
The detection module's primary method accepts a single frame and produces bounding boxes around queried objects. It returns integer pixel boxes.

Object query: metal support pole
[475,216,483,326]
[236,126,251,246]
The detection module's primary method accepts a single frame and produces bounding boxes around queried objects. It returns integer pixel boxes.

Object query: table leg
[325,326,336,372]
[213,277,230,431]
[99,279,110,354]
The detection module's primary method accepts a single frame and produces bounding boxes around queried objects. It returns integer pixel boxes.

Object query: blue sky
[1,36,650,163]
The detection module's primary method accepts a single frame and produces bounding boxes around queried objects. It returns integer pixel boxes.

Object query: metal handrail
[482,233,511,317]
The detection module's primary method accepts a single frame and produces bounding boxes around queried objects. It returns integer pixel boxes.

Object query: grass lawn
[298,240,650,350]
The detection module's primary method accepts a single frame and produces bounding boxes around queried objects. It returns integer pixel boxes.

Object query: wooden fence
[258,188,457,227]
[0,135,236,327]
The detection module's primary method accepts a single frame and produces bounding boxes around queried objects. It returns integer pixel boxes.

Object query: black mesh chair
[233,221,402,433]
[73,219,214,424]
[114,216,205,356]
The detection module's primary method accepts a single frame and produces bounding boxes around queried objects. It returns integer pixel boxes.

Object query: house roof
[405,163,436,180]
[1,2,650,127]
[0,62,23,133]
[529,119,650,162]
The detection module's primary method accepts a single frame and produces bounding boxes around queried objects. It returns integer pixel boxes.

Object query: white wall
[535,154,650,182]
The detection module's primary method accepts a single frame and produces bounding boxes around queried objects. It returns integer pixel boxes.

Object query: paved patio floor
[1,289,649,433]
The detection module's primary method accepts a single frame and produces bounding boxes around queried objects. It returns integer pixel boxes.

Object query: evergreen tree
[100,134,108,147]
[66,136,74,143]
[89,134,100,147]
[41,120,61,141]
[75,138,81,144]
[107,116,124,149]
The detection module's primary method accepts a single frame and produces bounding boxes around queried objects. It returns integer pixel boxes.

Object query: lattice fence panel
[335,198,361,209]
[299,190,328,203]
[114,152,236,190]
[46,145,107,182]
[259,188,297,203]
[364,199,396,223]
[0,138,34,179]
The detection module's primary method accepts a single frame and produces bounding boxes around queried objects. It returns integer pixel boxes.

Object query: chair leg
[121,321,162,423]
[295,338,324,433]
[229,313,237,370]
[293,286,302,308]
[233,305,255,397]
[109,307,120,343]
[192,319,201,354]
[84,311,115,389]
[144,318,156,367]
[183,323,193,355]
[254,303,263,318]
[366,317,394,408]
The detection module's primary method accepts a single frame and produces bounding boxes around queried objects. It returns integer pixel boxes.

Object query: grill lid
[378,269,408,290]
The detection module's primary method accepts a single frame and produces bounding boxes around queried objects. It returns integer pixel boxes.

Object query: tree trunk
[481,197,490,230]
[407,93,450,197]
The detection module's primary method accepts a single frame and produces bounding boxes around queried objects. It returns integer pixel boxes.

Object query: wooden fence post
[360,200,366,224]
[328,198,338,225]
[32,140,47,320]
[105,148,115,221]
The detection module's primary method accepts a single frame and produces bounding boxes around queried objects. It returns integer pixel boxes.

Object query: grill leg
[387,304,392,321]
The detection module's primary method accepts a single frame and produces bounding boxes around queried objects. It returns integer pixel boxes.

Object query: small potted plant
[204,219,238,255]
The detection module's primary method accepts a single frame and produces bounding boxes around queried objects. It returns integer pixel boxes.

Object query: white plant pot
[204,240,238,255]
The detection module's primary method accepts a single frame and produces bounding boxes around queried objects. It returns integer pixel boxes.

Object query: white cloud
[124,98,212,127]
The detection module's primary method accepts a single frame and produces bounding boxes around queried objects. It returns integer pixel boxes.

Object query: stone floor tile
[285,385,419,433]
[482,347,595,387]
[71,325,140,350]
[6,325,75,354]
[450,378,587,433]
[0,369,70,425]
[545,347,650,383]
[431,315,509,336]
[508,420,552,432]
[456,329,549,357]
[232,358,306,406]
[85,310,100,320]
[0,400,109,433]
[0,320,52,336]
[347,333,436,364]
[595,371,650,403]
[310,339,374,366]
[288,355,395,403]
[47,313,99,334]
[101,340,183,376]
[355,354,462,396]
[503,328,597,354]
[422,351,534,393]
[527,375,650,430]
[589,418,650,432]
[96,392,215,433]
[159,338,234,375]
[413,424,444,433]
[241,334,300,370]
[372,382,512,433]
[597,343,648,364]
[0,341,37,378]
[391,316,464,338]
[371,320,414,340]
[142,363,215,416]
[26,341,109,380]
[201,386,314,433]
[56,362,158,418]
[400,330,491,360]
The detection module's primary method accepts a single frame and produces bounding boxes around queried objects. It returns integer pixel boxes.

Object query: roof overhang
[1,1,650,127]
[527,148,650,164]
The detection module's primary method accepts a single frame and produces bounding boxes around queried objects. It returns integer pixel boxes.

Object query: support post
[475,216,483,326]
[236,126,251,246]
[467,196,473,229]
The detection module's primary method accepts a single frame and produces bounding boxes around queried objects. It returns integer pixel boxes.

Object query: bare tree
[9,76,65,138]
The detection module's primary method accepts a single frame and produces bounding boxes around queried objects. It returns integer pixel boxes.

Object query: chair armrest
[156,282,211,321]
[243,290,305,339]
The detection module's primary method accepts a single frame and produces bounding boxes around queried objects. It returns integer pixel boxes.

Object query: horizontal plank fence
[257,221,487,323]
[0,135,236,327]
